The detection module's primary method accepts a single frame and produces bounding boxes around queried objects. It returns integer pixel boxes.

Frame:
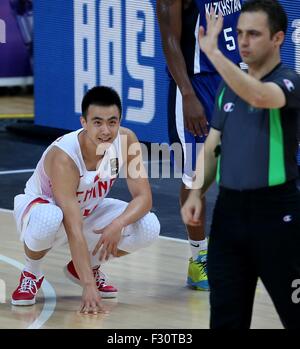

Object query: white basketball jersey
[24,129,123,218]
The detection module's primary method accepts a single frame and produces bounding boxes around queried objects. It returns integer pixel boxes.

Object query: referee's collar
[261,62,282,81]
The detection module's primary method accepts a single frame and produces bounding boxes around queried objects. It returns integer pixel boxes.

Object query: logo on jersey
[110,158,119,176]
[283,79,295,92]
[224,103,235,112]
[204,0,242,16]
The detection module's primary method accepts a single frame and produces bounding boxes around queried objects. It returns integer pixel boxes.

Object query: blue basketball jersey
[193,0,243,73]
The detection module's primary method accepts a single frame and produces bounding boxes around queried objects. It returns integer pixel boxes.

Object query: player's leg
[64,198,160,298]
[82,199,160,258]
[12,195,64,305]
[168,78,207,289]
[172,73,220,290]
[175,86,208,290]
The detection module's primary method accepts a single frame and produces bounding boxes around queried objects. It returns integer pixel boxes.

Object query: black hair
[81,86,122,119]
[241,0,288,36]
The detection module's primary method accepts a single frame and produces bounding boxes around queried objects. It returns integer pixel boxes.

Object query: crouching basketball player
[11,86,160,314]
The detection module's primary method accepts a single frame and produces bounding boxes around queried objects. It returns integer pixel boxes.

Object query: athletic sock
[23,255,44,279]
[189,238,208,261]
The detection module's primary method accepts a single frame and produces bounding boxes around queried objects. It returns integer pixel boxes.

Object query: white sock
[24,255,44,279]
[189,238,208,261]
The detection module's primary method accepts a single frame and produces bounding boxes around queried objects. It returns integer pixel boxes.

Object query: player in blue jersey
[157,0,243,290]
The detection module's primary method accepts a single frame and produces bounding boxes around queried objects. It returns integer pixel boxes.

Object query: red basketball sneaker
[11,271,44,306]
[64,260,118,298]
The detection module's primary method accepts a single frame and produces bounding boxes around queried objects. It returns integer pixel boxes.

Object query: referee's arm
[193,128,221,194]
[200,49,286,109]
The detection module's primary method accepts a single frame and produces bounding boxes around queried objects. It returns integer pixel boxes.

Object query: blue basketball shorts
[167,72,221,187]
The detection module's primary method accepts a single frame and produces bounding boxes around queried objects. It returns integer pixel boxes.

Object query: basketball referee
[182,0,300,328]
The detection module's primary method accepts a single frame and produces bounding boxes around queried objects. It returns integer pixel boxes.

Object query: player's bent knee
[118,212,160,253]
[137,212,160,246]
[24,204,63,243]
[29,204,63,239]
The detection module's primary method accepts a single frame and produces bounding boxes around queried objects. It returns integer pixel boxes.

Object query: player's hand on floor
[181,190,203,226]
[80,283,104,315]
[92,220,123,261]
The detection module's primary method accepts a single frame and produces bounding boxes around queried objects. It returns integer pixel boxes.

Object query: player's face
[80,104,121,146]
[237,11,282,67]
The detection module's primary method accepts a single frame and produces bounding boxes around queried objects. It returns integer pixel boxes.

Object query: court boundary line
[0,208,13,213]
[0,169,35,175]
[0,254,56,329]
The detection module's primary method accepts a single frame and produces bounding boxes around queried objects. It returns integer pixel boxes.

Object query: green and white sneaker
[187,250,209,291]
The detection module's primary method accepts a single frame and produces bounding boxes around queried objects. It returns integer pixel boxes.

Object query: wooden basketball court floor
[0,209,283,329]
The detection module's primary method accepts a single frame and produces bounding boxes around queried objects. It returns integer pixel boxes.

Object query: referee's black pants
[208,181,300,329]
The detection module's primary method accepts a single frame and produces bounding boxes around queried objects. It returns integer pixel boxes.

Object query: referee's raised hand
[198,8,224,56]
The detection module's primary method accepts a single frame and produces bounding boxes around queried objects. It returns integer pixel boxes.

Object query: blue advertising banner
[34,0,168,143]
[34,0,300,143]
[0,0,32,85]
[281,1,300,74]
